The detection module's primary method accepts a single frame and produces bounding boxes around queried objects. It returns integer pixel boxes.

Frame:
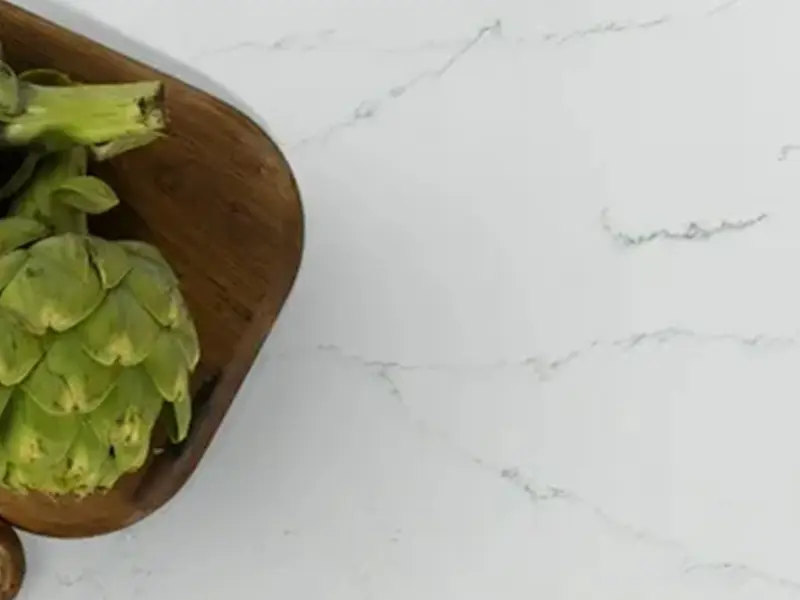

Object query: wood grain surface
[0,0,304,539]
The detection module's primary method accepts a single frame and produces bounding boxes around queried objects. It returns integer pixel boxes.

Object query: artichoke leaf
[86,237,130,289]
[95,457,121,490]
[111,437,151,474]
[173,310,200,370]
[0,312,43,386]
[118,241,178,283]
[0,243,104,332]
[0,217,49,255]
[3,390,80,469]
[79,287,160,367]
[29,233,95,283]
[89,367,163,448]
[51,175,120,214]
[3,464,62,494]
[167,393,192,443]
[143,333,190,402]
[124,262,181,327]
[23,333,119,414]
[0,251,25,290]
[59,423,109,494]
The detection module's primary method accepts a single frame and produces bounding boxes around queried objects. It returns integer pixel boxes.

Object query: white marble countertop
[10,0,800,598]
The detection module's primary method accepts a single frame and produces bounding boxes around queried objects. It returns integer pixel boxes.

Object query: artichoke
[0,145,199,497]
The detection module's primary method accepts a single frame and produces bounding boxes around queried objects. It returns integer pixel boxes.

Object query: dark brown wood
[0,523,24,600]
[0,1,305,538]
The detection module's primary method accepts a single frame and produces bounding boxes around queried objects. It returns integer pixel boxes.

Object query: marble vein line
[600,208,768,247]
[552,15,670,45]
[193,0,742,60]
[499,467,569,502]
[375,366,403,403]
[263,340,800,592]
[309,327,797,381]
[444,442,693,574]
[369,367,800,595]
[706,0,743,17]
[191,29,338,62]
[684,562,800,593]
[364,370,689,556]
[291,20,502,148]
[382,362,800,594]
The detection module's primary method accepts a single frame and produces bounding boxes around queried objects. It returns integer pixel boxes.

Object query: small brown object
[0,0,305,589]
[0,523,23,600]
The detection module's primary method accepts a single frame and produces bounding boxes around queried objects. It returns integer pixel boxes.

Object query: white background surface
[9,0,800,598]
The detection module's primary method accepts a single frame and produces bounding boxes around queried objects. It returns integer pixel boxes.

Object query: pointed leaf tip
[51,176,120,214]
[169,395,191,443]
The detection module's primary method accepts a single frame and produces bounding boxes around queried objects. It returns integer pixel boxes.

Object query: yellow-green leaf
[168,394,191,443]
[23,333,120,414]
[51,175,120,214]
[79,287,160,367]
[124,262,181,327]
[143,333,189,402]
[3,390,80,469]
[0,311,42,386]
[58,423,108,493]
[0,217,49,255]
[86,237,130,289]
[0,238,104,332]
[89,367,163,447]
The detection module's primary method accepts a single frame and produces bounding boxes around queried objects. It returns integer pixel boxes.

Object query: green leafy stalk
[1,80,165,154]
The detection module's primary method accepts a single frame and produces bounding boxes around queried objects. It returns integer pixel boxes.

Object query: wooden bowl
[0,2,305,597]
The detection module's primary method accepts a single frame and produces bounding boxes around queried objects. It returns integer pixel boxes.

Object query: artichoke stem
[0,81,165,149]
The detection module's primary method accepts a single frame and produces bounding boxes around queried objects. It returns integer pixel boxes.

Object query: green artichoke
[0,146,198,497]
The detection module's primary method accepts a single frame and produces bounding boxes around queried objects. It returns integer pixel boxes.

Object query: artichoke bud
[0,68,200,497]
[0,232,199,495]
